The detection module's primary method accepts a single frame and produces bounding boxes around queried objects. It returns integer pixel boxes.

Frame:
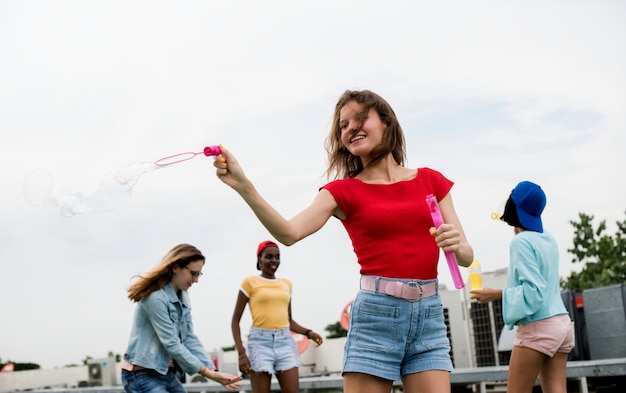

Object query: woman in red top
[213,89,474,393]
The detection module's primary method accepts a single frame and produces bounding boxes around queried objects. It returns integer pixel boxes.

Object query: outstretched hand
[206,370,244,391]
[470,288,502,304]
[213,145,248,192]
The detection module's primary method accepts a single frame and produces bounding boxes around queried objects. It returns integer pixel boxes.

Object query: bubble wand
[154,145,222,166]
[426,194,464,289]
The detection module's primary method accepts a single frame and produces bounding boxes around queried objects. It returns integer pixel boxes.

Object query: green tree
[324,321,348,339]
[561,211,626,291]
[0,361,40,371]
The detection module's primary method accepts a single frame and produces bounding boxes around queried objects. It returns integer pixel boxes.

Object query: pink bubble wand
[154,145,222,166]
[426,194,465,289]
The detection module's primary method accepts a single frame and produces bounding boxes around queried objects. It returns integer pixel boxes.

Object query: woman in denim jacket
[121,243,242,393]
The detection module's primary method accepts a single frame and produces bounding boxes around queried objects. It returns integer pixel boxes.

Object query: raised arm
[214,145,338,245]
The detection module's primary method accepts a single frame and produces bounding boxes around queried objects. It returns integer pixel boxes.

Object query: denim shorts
[515,314,575,357]
[247,326,301,374]
[343,278,452,381]
[121,368,185,393]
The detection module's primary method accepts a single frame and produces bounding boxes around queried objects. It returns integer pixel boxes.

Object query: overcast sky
[1,1,625,370]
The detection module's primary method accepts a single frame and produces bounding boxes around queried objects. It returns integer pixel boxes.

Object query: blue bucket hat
[509,181,546,233]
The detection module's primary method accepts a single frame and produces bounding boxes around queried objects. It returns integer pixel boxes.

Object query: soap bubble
[22,146,216,217]
[23,162,158,217]
[22,168,55,206]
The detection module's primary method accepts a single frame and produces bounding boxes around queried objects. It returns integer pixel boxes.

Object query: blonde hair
[324,90,406,180]
[127,244,205,302]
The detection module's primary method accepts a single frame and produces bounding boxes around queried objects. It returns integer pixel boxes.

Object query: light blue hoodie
[123,282,214,375]
[502,230,568,329]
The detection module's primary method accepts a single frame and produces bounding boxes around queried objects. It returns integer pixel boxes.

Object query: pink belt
[360,276,438,302]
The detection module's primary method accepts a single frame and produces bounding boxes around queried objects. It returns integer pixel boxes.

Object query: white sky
[1,0,625,370]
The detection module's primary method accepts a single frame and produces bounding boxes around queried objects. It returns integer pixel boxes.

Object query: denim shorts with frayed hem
[248,326,301,374]
[342,279,453,381]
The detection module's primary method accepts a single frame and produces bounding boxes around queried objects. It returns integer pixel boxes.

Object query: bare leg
[403,370,451,393]
[343,372,393,393]
[249,370,272,393]
[275,367,299,393]
[538,352,568,393]
[507,346,546,393]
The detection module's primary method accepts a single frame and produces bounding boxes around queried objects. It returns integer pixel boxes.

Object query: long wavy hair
[127,244,205,302]
[324,90,407,180]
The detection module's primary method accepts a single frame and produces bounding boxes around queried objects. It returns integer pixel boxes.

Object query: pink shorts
[514,314,575,357]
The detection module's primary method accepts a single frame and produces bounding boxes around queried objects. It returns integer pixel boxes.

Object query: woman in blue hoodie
[471,181,574,393]
[121,243,242,393]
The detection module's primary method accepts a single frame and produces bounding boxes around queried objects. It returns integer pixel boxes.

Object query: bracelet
[239,354,247,359]
[304,329,312,338]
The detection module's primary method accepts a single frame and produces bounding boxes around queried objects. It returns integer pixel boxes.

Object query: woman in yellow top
[232,240,323,393]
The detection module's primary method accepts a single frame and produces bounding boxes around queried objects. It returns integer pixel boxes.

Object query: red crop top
[321,167,453,279]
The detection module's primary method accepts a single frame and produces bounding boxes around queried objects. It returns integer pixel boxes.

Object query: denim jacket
[123,282,214,375]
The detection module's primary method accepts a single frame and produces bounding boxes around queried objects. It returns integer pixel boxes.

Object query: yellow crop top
[240,276,292,329]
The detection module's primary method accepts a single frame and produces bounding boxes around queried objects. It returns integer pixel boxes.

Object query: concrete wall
[0,366,89,392]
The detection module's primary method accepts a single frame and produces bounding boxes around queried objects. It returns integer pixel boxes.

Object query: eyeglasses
[185,266,203,278]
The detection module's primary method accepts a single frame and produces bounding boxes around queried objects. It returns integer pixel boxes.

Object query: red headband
[257,240,279,257]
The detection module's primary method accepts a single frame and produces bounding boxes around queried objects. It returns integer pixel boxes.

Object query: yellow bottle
[468,260,483,292]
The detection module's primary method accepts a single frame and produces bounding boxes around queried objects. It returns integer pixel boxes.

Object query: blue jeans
[121,368,186,393]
